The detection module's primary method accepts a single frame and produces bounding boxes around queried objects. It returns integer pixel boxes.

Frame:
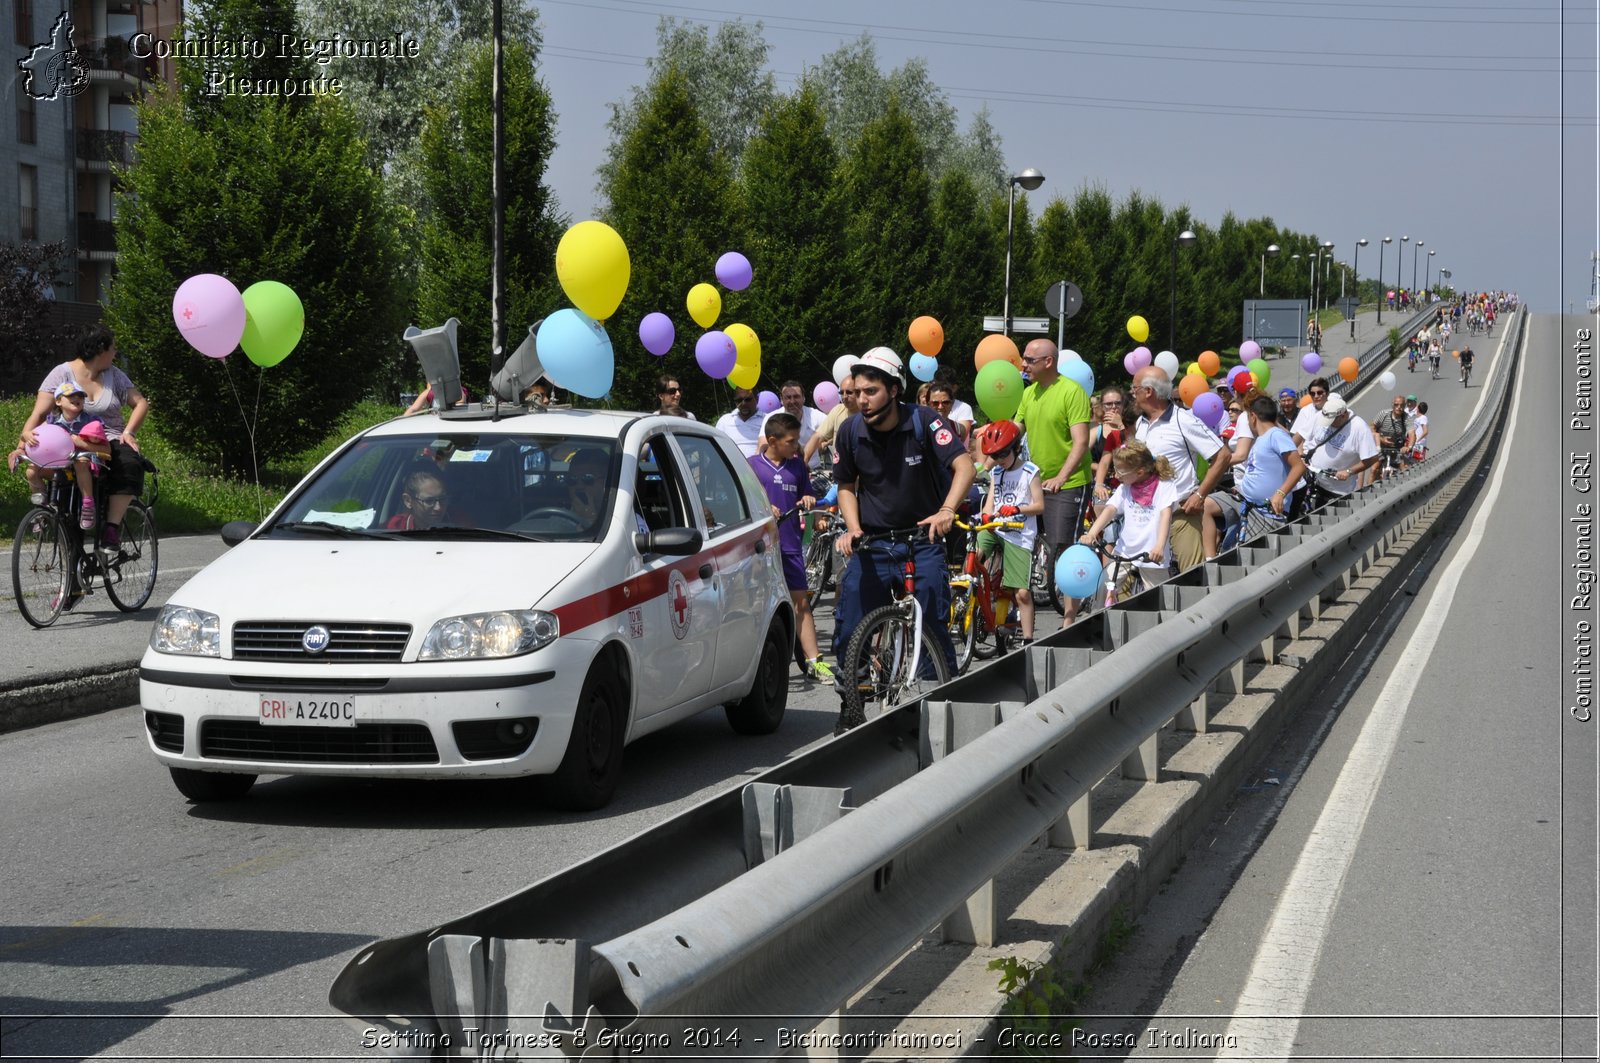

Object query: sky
[527,0,1598,315]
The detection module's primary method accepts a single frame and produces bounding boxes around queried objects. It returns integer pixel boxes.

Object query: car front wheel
[545,665,626,811]
[169,766,256,803]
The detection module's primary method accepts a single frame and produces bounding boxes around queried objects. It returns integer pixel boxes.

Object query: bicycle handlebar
[953,518,1026,532]
[850,526,937,550]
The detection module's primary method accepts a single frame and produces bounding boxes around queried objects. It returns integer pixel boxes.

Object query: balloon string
[219,356,265,520]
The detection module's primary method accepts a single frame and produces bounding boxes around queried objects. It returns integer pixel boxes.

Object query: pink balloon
[172,273,246,358]
[24,423,74,467]
[695,331,737,379]
[813,381,840,412]
[1239,340,1262,361]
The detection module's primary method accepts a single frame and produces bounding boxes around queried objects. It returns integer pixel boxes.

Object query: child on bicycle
[7,381,111,530]
[976,420,1044,643]
[749,413,829,680]
[1078,441,1177,601]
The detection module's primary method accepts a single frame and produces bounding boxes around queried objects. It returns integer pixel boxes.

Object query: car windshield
[267,433,620,543]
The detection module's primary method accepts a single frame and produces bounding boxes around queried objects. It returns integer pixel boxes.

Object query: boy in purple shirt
[749,413,830,680]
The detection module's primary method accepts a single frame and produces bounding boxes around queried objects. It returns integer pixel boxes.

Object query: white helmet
[852,346,904,387]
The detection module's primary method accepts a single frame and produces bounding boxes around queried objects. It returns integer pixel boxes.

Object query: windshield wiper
[388,526,554,543]
[273,520,397,539]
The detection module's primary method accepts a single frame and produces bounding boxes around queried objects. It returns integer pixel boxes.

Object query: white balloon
[1379,371,1396,391]
[1057,349,1082,374]
[1154,351,1181,377]
[832,354,856,386]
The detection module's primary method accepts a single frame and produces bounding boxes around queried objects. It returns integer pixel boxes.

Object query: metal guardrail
[328,309,1525,1057]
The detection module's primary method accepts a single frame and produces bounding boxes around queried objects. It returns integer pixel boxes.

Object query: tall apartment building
[6,0,181,309]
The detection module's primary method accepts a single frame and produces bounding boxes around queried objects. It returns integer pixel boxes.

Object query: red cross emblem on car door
[667,568,691,640]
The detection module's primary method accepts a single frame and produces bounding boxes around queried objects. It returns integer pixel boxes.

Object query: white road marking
[1218,317,1529,1061]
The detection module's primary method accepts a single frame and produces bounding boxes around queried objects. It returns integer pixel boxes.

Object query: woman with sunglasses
[654,375,697,420]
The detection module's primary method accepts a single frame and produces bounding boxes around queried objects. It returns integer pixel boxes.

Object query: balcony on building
[77,214,118,261]
[78,35,157,88]
[75,129,134,171]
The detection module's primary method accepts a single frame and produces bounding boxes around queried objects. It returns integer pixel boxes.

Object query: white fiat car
[140,406,795,810]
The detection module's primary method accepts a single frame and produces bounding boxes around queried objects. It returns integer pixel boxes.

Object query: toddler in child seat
[7,381,111,530]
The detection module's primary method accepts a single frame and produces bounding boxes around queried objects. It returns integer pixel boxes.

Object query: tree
[295,0,545,218]
[414,38,564,388]
[736,85,850,388]
[0,241,74,395]
[601,66,740,414]
[835,98,935,351]
[106,4,408,473]
[600,17,774,195]
[926,171,1002,395]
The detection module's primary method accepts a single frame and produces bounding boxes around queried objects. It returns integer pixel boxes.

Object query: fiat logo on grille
[302,625,332,654]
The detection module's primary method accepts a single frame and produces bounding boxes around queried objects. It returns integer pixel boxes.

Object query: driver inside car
[565,448,612,530]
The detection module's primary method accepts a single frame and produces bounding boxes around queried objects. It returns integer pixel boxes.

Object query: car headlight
[419,610,559,661]
[152,605,221,657]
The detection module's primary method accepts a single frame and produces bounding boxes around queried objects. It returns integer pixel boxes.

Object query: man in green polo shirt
[1014,343,1092,626]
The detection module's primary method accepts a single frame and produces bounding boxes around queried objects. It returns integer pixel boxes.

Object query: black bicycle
[11,452,160,628]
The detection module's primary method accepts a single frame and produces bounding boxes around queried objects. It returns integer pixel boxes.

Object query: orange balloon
[1338,357,1359,382]
[1300,393,1314,407]
[1177,374,1208,408]
[1197,350,1221,376]
[1452,349,1460,359]
[975,333,1022,370]
[909,315,944,356]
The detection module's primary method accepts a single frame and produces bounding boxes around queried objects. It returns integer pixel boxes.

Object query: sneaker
[101,523,120,549]
[29,492,44,506]
[79,497,96,531]
[807,657,835,682]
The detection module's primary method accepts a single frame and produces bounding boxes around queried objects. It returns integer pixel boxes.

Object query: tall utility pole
[490,0,506,387]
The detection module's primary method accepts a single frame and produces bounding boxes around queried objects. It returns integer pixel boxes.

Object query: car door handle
[699,563,715,580]
[754,539,766,554]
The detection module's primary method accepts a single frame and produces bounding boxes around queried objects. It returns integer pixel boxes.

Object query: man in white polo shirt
[1301,393,1379,502]
[715,387,765,458]
[1131,366,1231,570]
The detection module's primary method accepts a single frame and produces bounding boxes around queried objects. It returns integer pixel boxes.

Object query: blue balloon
[1055,544,1103,600]
[909,352,938,382]
[1061,357,1095,397]
[537,308,614,399]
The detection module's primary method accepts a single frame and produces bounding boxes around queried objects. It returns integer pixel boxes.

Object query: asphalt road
[1072,313,1597,1060]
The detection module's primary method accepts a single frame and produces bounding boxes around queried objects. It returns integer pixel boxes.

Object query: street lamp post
[1426,249,1436,295]
[1003,168,1045,335]
[1260,243,1279,297]
[1351,238,1368,339]
[1378,236,1393,323]
[1400,235,1409,305]
[1320,241,1334,314]
[1413,239,1423,295]
[1170,229,1196,352]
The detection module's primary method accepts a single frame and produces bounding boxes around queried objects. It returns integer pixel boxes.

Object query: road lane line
[1218,316,1529,1061]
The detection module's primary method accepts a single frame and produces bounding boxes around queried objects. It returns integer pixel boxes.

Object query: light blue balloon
[1061,357,1095,397]
[537,308,614,399]
[909,353,938,382]
[1055,544,1103,599]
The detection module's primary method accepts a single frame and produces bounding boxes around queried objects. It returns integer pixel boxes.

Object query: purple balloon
[757,389,781,414]
[172,273,246,359]
[1301,352,1322,374]
[695,331,737,379]
[1239,340,1262,361]
[813,381,840,412]
[715,251,753,291]
[1192,392,1226,430]
[638,312,674,356]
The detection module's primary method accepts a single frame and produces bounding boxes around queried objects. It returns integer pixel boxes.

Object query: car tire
[546,664,627,811]
[725,618,790,736]
[168,766,256,802]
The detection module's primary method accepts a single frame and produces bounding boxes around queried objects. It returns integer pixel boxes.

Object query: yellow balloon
[1127,314,1150,344]
[726,322,761,366]
[687,283,721,329]
[1186,362,1205,376]
[728,358,760,390]
[554,220,630,321]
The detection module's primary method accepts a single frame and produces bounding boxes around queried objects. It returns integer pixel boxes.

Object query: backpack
[840,404,954,497]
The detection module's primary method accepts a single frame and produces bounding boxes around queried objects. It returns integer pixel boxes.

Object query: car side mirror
[634,527,702,556]
[221,520,257,548]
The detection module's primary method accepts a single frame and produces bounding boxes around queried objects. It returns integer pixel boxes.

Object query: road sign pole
[1057,278,1066,352]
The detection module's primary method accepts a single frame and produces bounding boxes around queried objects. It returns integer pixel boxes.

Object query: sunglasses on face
[660,386,681,395]
[736,394,757,403]
[1309,389,1328,397]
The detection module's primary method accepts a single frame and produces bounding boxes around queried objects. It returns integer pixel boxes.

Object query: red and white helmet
[852,346,904,387]
[979,419,1022,456]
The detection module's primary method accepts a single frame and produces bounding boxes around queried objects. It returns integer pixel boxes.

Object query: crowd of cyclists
[693,291,1517,731]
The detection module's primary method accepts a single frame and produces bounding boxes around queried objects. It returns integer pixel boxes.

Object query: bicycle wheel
[104,500,159,611]
[1030,539,1063,616]
[840,605,952,727]
[947,580,978,674]
[12,507,70,628]
[803,531,833,604]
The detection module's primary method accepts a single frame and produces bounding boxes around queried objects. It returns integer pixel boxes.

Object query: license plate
[258,695,359,727]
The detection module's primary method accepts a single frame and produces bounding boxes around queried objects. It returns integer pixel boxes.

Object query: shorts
[781,549,808,593]
[1169,509,1205,570]
[977,531,1032,590]
[1041,485,1088,547]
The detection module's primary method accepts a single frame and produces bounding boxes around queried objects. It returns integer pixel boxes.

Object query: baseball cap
[852,346,904,385]
[53,381,87,399]
[1405,394,1417,401]
[1318,393,1350,425]
[1278,387,1297,399]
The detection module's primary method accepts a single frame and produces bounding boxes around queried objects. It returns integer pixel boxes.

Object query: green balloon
[240,281,305,367]
[975,359,1025,422]
[1247,356,1271,389]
